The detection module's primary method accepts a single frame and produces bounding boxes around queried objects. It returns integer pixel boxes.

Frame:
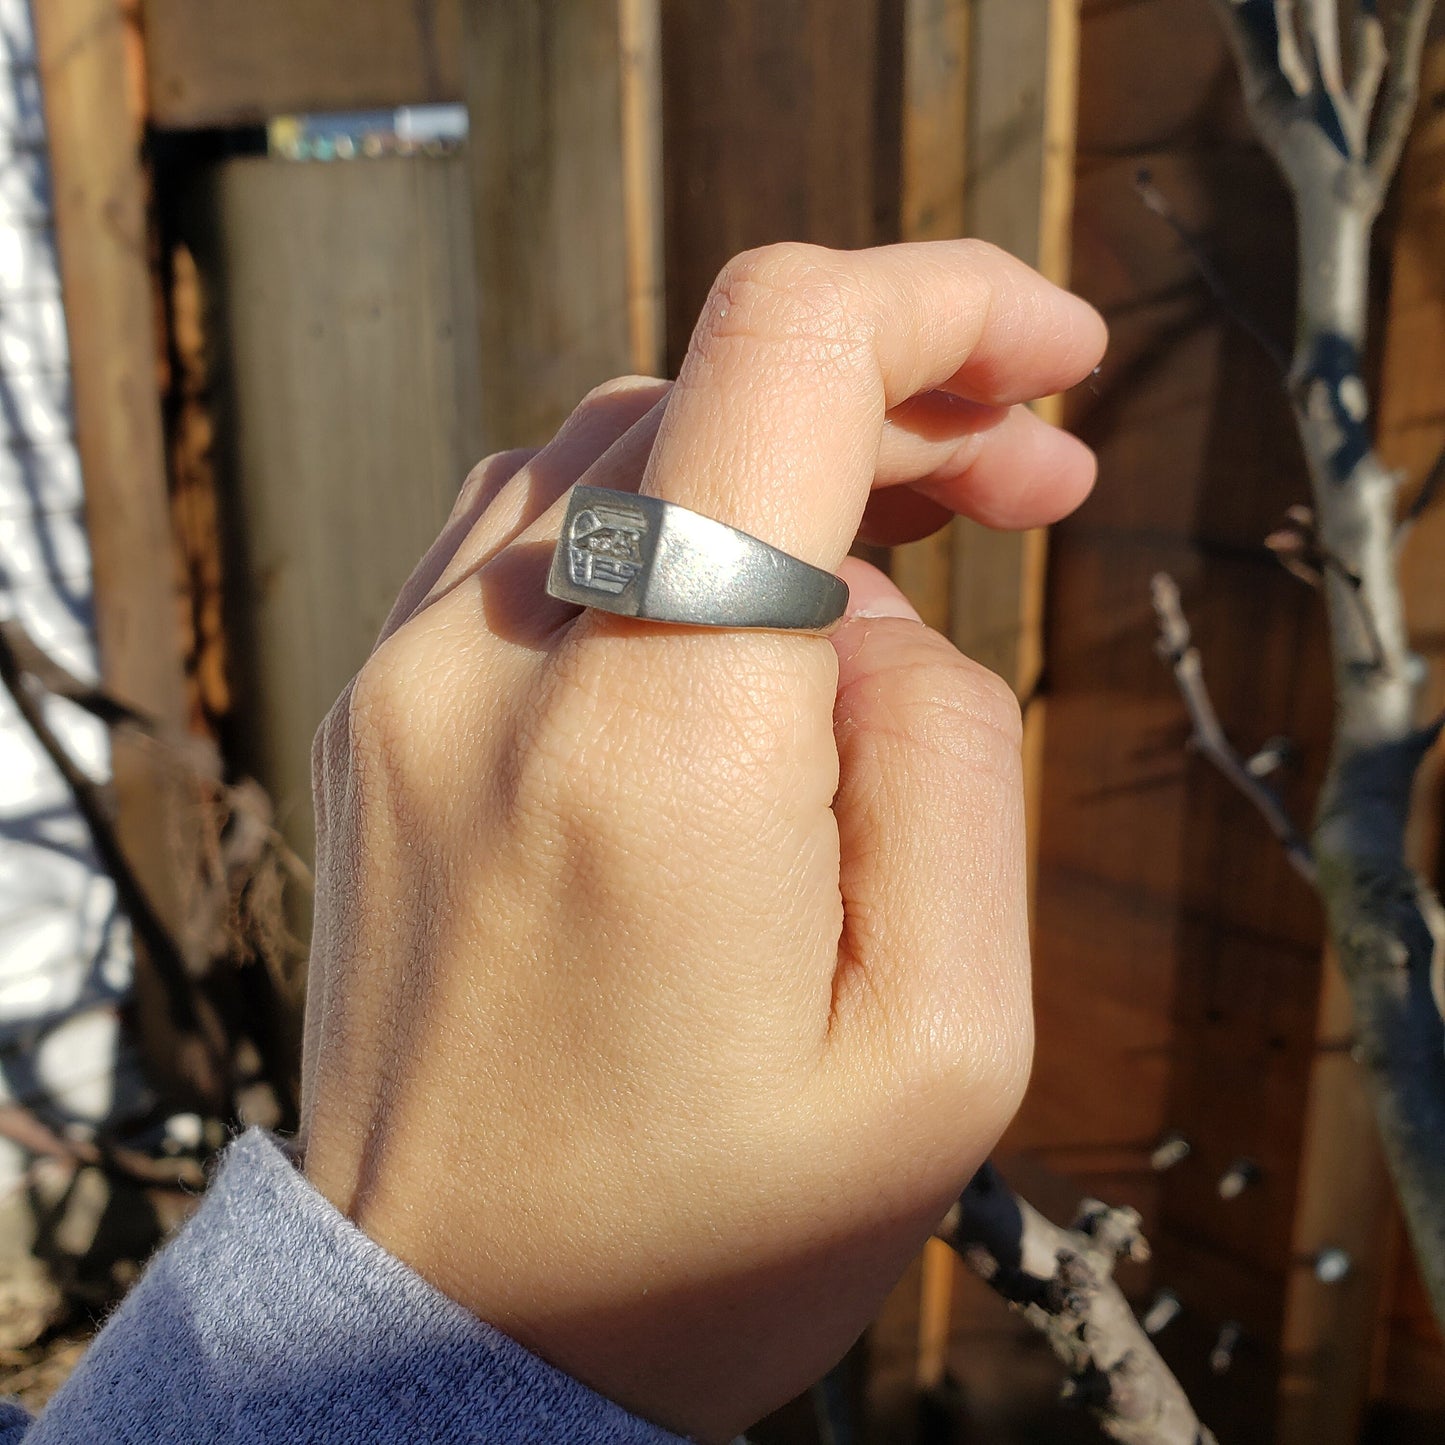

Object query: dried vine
[0,619,308,1136]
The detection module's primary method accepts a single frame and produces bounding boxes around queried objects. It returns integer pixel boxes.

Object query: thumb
[826,559,1033,1153]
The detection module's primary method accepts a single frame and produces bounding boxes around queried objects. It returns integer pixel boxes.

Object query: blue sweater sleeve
[9,1130,689,1444]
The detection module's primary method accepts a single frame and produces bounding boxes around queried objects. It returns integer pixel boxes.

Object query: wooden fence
[35,0,1445,1439]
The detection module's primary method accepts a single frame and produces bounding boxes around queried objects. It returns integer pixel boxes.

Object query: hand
[299,240,1106,1442]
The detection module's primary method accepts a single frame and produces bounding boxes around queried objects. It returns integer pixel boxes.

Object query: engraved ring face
[547,485,849,633]
[565,500,649,597]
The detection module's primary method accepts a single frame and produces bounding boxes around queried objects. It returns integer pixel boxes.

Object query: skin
[299,239,1107,1442]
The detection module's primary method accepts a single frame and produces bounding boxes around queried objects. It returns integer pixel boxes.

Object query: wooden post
[182,153,485,873]
[34,0,217,1106]
[35,0,183,728]
[462,2,637,450]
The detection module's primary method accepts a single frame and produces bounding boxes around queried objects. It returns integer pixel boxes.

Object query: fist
[299,240,1105,1441]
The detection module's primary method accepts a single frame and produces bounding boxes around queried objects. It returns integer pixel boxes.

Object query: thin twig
[0,622,310,889]
[1398,438,1445,539]
[0,1103,204,1194]
[1215,0,1313,152]
[1350,5,1389,122]
[0,623,233,1101]
[1305,0,1384,157]
[943,1164,1217,1445]
[1306,0,1350,116]
[1276,0,1317,96]
[1151,573,1317,883]
[1134,170,1290,375]
[1368,0,1436,181]
[1261,506,1388,669]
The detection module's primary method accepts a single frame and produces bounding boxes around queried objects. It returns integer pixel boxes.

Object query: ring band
[546,485,849,633]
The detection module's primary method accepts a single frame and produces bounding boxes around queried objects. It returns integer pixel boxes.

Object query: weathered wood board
[144,0,463,129]
[184,156,483,868]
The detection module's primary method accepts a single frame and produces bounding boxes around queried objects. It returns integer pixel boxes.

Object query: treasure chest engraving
[566,501,648,595]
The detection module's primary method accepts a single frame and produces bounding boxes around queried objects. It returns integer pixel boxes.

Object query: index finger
[641,239,1106,568]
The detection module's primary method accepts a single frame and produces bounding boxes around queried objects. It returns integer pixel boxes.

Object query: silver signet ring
[546,486,849,634]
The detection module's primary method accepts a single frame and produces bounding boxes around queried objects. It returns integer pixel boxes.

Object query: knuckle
[556,375,670,450]
[720,240,830,295]
[576,373,665,408]
[888,654,1024,773]
[516,634,819,830]
[953,236,1009,271]
[504,664,610,816]
[453,446,535,519]
[697,243,866,362]
[343,641,422,797]
[347,650,402,740]
[463,447,530,488]
[898,947,1034,1133]
[949,660,1024,749]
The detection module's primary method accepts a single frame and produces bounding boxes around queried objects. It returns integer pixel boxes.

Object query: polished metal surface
[546,485,849,632]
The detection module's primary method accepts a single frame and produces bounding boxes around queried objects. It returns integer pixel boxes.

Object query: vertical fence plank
[187,155,483,872]
[35,1,185,742]
[950,0,1075,693]
[463,2,635,449]
[1277,966,1398,1442]
[889,0,972,1412]
[660,0,885,374]
[619,0,665,377]
[889,0,970,637]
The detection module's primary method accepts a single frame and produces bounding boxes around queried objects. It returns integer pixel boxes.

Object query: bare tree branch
[1306,0,1361,151]
[1151,573,1318,882]
[1213,0,1315,155]
[1368,0,1436,181]
[1207,0,1445,1327]
[1262,505,1390,669]
[942,1164,1217,1445]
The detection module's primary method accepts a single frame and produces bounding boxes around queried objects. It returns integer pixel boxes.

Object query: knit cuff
[25,1129,687,1445]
